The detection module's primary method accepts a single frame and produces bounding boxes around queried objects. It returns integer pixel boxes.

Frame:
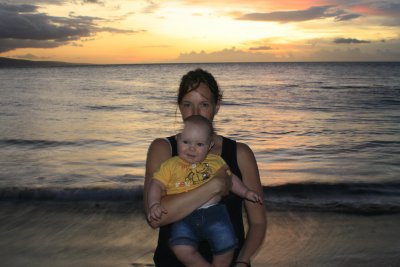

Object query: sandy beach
[1,202,399,267]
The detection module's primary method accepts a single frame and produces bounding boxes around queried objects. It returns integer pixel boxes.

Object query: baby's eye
[197,143,205,147]
[182,140,189,144]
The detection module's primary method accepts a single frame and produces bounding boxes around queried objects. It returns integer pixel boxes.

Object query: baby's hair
[183,115,214,139]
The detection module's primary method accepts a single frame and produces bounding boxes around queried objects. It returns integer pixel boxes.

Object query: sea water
[1,62,399,212]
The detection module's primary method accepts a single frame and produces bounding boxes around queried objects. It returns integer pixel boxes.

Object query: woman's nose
[192,106,200,115]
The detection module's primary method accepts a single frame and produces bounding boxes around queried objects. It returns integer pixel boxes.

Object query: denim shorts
[169,203,238,255]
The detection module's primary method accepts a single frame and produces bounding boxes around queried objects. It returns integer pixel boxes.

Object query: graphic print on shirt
[184,162,212,186]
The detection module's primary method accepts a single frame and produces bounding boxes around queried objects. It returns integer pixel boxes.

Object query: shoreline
[1,202,399,267]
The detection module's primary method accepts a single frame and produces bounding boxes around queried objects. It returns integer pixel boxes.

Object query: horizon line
[1,56,400,67]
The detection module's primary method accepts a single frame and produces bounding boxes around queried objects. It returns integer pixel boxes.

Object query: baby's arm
[231,172,263,204]
[147,179,168,222]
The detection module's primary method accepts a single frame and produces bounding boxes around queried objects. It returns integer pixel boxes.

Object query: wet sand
[0,202,399,267]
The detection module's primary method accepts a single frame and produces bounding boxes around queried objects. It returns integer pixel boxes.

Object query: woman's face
[179,83,220,121]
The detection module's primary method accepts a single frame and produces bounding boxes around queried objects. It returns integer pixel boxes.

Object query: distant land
[0,57,89,67]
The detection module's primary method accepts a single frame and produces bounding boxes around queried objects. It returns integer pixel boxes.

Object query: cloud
[0,39,65,53]
[142,0,160,13]
[249,46,273,51]
[0,3,141,53]
[308,47,400,61]
[237,5,360,23]
[0,3,37,12]
[173,47,278,63]
[304,37,400,61]
[12,53,49,60]
[81,0,104,4]
[374,2,400,26]
[334,38,371,44]
[1,0,67,4]
[375,2,400,16]
[334,13,361,21]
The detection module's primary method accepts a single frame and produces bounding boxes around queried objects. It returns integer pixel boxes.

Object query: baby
[147,115,262,267]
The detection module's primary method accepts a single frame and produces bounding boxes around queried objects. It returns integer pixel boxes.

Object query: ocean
[1,62,400,214]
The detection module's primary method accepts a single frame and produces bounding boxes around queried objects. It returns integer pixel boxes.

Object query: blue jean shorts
[169,203,238,255]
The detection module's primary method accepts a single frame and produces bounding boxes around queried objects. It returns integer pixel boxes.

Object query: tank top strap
[166,135,178,157]
[221,136,242,179]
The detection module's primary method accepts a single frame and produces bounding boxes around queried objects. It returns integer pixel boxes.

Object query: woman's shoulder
[149,137,170,149]
[147,137,174,160]
[235,140,256,159]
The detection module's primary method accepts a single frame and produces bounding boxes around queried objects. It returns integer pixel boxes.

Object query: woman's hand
[212,164,232,196]
[147,202,168,222]
[245,189,263,204]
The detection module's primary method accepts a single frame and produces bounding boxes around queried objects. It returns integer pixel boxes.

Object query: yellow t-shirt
[153,154,229,195]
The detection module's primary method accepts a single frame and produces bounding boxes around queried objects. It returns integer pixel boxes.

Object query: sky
[1,0,400,64]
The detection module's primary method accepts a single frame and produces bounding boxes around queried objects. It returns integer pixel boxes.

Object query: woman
[144,68,266,267]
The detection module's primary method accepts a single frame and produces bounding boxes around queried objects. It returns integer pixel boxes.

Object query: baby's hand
[148,203,168,222]
[245,190,263,204]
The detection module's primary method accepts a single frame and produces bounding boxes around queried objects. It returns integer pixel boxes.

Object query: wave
[0,187,144,202]
[0,138,127,149]
[261,140,400,158]
[319,85,376,90]
[1,182,399,215]
[264,181,400,214]
[85,105,128,111]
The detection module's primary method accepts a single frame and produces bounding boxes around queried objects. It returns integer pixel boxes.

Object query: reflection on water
[0,62,399,188]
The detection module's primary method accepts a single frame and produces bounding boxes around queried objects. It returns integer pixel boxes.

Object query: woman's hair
[178,68,222,105]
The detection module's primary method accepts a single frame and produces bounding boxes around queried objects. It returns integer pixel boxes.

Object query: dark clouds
[249,46,273,51]
[375,2,400,26]
[0,39,65,53]
[82,0,103,4]
[0,3,140,53]
[334,38,371,44]
[1,0,67,5]
[375,2,400,16]
[0,3,37,12]
[238,5,361,23]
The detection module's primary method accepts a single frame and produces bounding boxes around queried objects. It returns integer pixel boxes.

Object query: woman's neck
[209,134,222,155]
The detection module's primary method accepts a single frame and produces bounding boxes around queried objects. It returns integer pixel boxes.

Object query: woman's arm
[144,138,231,228]
[235,142,267,265]
[147,179,168,223]
[147,179,164,209]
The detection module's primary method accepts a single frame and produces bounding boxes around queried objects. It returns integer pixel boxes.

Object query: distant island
[0,57,89,67]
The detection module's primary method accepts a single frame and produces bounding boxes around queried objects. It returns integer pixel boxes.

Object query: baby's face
[177,123,210,164]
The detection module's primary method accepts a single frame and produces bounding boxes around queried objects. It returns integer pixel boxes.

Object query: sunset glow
[1,0,399,64]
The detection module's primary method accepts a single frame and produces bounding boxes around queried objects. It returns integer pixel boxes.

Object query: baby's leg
[171,245,211,267]
[212,249,235,267]
[202,204,237,267]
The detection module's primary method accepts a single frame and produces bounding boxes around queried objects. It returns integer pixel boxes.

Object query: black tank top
[153,136,245,267]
